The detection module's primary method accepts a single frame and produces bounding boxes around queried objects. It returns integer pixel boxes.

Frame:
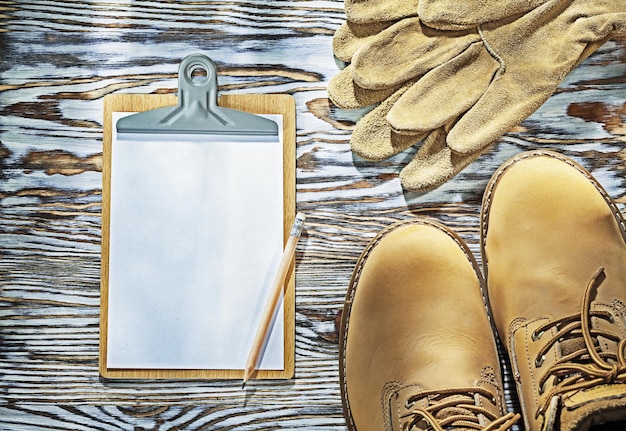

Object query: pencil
[242,212,306,388]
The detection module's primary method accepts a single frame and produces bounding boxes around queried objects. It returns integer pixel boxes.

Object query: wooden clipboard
[100,90,296,380]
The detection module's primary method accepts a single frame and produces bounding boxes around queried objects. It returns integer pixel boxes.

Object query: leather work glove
[343,0,549,27]
[329,0,626,190]
[329,19,496,190]
[329,17,485,155]
[329,63,488,191]
[386,0,626,156]
[417,0,550,30]
[335,0,555,63]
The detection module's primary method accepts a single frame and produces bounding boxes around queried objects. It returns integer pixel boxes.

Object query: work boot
[481,150,626,431]
[340,219,519,431]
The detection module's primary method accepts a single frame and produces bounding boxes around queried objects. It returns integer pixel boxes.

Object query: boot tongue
[559,337,586,357]
[433,395,479,431]
[435,405,473,421]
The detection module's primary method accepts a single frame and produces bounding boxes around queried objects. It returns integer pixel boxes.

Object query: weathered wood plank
[0,0,625,429]
[0,404,346,430]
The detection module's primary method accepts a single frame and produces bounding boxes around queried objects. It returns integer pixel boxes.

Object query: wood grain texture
[0,0,625,429]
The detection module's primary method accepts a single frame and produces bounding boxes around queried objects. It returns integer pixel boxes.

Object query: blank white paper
[106,112,284,370]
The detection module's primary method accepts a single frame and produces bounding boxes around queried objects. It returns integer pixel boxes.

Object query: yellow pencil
[242,212,306,388]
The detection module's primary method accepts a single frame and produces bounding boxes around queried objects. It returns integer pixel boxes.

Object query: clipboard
[99,54,296,380]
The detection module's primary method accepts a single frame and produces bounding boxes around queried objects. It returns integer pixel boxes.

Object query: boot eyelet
[532,330,543,341]
[404,399,415,409]
[535,355,545,368]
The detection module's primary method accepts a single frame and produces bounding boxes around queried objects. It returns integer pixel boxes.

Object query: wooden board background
[99,93,296,380]
[0,1,624,429]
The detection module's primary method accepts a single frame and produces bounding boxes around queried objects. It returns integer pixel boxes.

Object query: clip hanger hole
[189,65,209,85]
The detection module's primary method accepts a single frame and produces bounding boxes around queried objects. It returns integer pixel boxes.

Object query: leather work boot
[481,150,626,431]
[340,218,519,431]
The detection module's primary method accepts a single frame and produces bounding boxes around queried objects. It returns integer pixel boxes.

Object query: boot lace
[401,387,520,431]
[532,267,626,418]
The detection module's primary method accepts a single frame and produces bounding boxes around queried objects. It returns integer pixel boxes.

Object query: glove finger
[328,66,409,109]
[351,84,427,161]
[387,41,500,132]
[418,0,549,30]
[447,39,615,154]
[333,20,398,63]
[351,17,479,90]
[447,2,626,154]
[399,126,489,191]
[344,0,419,24]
